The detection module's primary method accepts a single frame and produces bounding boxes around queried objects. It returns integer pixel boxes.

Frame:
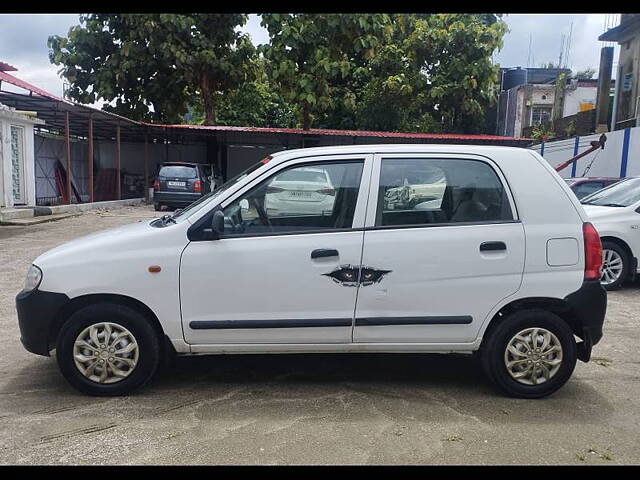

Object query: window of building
[532,107,552,125]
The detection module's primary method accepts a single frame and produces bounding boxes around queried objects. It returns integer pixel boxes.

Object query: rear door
[353,154,525,344]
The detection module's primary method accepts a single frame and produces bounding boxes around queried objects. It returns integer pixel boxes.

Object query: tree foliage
[49,14,254,124]
[49,13,508,134]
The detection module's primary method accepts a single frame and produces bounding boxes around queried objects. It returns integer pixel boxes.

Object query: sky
[0,13,622,99]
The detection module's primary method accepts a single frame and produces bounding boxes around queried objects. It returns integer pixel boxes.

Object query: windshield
[581,177,640,207]
[170,160,268,221]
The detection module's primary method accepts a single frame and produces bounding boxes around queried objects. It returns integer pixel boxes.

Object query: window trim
[365,154,519,230]
[187,155,373,241]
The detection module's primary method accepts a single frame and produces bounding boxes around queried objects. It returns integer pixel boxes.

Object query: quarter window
[376,158,514,227]
[222,161,364,236]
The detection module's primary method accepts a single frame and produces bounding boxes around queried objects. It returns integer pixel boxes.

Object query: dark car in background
[564,177,622,200]
[153,162,215,211]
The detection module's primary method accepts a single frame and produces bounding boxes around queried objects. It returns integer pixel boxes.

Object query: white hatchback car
[16,145,606,398]
[581,177,640,290]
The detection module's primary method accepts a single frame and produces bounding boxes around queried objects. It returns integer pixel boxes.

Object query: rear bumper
[564,280,607,361]
[154,191,202,206]
[16,289,69,356]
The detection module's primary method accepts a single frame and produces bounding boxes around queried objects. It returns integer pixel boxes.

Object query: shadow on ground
[2,351,614,426]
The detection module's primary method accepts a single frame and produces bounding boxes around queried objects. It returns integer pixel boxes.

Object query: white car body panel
[30,144,589,355]
[583,203,640,274]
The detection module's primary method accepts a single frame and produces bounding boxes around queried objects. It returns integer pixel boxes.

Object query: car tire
[480,309,577,399]
[56,303,161,396]
[154,202,162,211]
[601,240,629,291]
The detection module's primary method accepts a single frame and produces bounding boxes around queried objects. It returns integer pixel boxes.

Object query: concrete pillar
[596,46,614,132]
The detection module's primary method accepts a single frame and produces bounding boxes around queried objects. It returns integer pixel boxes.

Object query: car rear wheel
[600,240,629,290]
[56,303,161,396]
[480,309,577,398]
[154,202,162,211]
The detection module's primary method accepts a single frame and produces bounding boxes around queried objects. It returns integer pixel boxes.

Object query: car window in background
[582,177,640,207]
[573,182,605,199]
[159,165,197,178]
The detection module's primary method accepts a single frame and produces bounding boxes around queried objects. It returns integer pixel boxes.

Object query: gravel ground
[0,205,639,465]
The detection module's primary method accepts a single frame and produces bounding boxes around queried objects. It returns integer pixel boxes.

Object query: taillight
[194,180,202,193]
[266,186,284,194]
[316,188,336,196]
[583,222,603,281]
[153,179,160,191]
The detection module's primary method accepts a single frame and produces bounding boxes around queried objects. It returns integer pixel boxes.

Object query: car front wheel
[480,309,577,398]
[56,303,161,396]
[600,240,629,290]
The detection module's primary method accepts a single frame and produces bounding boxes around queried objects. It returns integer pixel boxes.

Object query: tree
[48,14,255,124]
[188,58,299,128]
[574,68,596,80]
[343,14,507,133]
[259,14,393,129]
[406,14,508,133]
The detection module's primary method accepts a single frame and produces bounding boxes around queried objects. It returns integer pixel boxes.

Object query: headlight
[24,265,42,292]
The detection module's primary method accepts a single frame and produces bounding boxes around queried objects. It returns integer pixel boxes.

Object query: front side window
[221,161,364,236]
[376,158,514,227]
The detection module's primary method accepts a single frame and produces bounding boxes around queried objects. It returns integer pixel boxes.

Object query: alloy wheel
[504,327,563,385]
[72,322,139,384]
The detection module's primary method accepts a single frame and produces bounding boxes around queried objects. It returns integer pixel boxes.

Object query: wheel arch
[479,296,583,351]
[49,293,167,352]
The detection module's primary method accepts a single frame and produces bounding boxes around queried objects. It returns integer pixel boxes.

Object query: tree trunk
[200,75,217,126]
[302,103,312,130]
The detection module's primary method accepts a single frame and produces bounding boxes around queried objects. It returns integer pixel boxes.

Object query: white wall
[563,86,597,117]
[531,126,639,179]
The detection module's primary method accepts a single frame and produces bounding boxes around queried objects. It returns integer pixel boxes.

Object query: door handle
[311,249,339,259]
[480,241,506,252]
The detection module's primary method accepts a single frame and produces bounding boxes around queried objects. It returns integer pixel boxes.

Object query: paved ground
[0,205,639,465]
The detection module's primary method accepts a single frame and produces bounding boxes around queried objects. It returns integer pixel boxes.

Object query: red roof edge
[0,61,18,72]
[0,70,68,103]
[145,123,532,142]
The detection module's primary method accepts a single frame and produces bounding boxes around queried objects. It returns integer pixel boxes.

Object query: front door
[353,154,525,344]
[180,155,372,345]
[10,126,26,204]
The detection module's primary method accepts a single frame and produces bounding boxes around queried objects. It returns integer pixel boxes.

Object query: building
[600,14,640,130]
[496,67,601,138]
[0,63,531,209]
[0,102,43,208]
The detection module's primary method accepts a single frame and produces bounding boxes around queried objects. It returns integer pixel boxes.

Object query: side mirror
[211,210,225,237]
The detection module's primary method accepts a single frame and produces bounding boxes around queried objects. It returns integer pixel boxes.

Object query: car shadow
[2,352,615,426]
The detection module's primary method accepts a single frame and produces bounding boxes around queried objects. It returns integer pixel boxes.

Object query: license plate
[289,191,312,197]
[168,181,186,187]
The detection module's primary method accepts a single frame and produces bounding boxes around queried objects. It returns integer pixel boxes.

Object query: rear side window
[160,165,197,179]
[376,158,514,227]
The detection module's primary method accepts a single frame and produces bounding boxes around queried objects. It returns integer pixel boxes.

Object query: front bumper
[564,280,607,362]
[16,289,69,356]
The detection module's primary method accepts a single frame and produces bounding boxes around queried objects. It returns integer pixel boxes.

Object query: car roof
[161,162,200,167]
[570,177,622,182]
[271,144,528,159]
